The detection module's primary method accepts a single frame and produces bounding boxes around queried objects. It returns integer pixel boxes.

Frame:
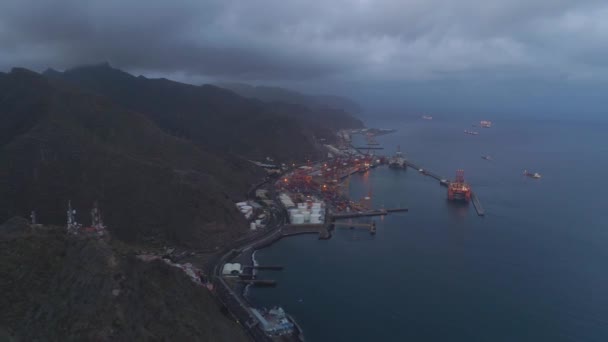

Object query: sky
[1,0,607,119]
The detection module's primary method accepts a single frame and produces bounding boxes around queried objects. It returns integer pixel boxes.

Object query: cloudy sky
[1,0,607,118]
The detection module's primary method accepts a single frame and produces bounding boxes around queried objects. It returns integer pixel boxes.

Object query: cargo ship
[481,155,492,160]
[388,145,406,169]
[464,130,479,135]
[422,115,433,120]
[523,170,541,179]
[480,120,492,128]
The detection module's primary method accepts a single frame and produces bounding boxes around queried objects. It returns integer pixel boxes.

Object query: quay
[402,160,486,216]
[471,192,485,216]
[282,224,331,239]
[354,146,384,150]
[243,265,284,270]
[330,208,407,220]
[238,279,277,287]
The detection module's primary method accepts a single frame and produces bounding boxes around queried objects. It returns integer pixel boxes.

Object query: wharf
[282,224,331,239]
[471,192,485,216]
[238,279,277,287]
[331,208,408,220]
[243,265,284,270]
[403,160,485,216]
[354,146,384,150]
[404,161,444,182]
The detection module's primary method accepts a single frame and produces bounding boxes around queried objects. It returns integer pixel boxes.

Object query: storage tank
[310,214,321,223]
[303,211,311,222]
[250,222,257,230]
[291,214,304,224]
[312,202,322,209]
[255,219,262,226]
[311,208,321,215]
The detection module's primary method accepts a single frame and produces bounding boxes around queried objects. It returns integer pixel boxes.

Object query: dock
[243,265,284,270]
[471,192,485,216]
[354,146,384,150]
[403,160,486,216]
[282,224,331,239]
[404,161,444,182]
[238,279,277,287]
[331,208,408,220]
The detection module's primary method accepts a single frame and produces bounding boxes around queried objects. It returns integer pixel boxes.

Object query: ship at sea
[523,170,542,179]
[422,115,433,120]
[464,130,479,135]
[388,145,406,169]
[480,120,492,128]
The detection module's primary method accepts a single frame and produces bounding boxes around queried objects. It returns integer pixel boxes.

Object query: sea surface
[248,117,608,342]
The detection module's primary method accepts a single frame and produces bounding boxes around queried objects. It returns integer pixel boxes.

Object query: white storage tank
[310,214,322,223]
[255,219,262,226]
[312,202,322,209]
[250,222,257,230]
[289,208,299,216]
[291,214,304,224]
[303,211,311,222]
[311,208,321,215]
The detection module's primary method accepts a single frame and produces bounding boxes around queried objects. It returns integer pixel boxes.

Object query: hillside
[0,68,258,247]
[216,82,364,130]
[45,63,328,162]
[0,217,248,341]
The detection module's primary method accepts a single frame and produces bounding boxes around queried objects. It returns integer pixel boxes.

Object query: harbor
[214,125,491,341]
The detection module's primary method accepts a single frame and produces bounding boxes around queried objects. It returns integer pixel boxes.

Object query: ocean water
[248,117,608,342]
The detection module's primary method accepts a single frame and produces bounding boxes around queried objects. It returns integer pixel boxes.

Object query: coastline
[212,127,387,341]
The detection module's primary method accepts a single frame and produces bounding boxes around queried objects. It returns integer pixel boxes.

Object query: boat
[388,145,406,169]
[250,306,297,337]
[422,115,433,120]
[480,120,492,128]
[523,170,541,179]
[464,130,479,135]
[481,155,492,160]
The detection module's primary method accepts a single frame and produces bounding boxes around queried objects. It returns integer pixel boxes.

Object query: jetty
[471,192,485,216]
[403,160,486,217]
[282,224,330,239]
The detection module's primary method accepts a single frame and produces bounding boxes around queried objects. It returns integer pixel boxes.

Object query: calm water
[248,117,608,342]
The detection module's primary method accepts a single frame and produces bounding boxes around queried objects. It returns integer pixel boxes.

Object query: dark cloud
[1,0,608,83]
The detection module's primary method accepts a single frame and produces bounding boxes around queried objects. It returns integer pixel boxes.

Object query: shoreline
[212,127,382,341]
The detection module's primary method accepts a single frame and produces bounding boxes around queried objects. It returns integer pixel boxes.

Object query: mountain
[215,82,364,130]
[0,68,259,247]
[0,217,248,341]
[45,63,329,162]
[217,82,362,114]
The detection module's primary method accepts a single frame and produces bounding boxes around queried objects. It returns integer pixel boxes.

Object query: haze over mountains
[1,63,362,247]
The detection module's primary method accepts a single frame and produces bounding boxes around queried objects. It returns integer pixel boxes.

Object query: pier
[471,192,485,216]
[238,279,277,287]
[403,160,486,216]
[354,146,384,150]
[243,265,284,270]
[282,224,331,239]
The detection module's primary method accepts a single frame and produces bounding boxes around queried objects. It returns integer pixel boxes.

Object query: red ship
[447,169,471,201]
